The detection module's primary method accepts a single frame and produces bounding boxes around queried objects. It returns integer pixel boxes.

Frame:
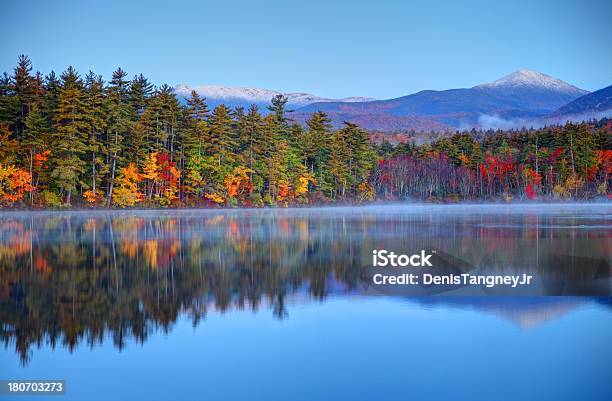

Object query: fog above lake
[2,201,611,218]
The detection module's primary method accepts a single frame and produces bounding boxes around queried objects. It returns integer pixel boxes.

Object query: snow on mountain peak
[475,69,586,94]
[173,84,375,107]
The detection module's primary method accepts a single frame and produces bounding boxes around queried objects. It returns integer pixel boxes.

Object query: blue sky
[2,0,611,99]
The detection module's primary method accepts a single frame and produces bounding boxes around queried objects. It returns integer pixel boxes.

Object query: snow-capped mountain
[473,69,588,112]
[475,69,585,92]
[173,84,374,110]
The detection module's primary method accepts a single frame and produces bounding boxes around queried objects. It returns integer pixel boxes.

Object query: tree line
[373,121,611,201]
[0,56,375,207]
[0,55,610,208]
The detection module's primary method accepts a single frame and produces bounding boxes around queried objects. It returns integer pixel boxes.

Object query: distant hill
[287,111,453,132]
[297,88,516,116]
[473,84,612,130]
[552,85,612,116]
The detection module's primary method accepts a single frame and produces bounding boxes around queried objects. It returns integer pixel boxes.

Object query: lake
[1,204,611,401]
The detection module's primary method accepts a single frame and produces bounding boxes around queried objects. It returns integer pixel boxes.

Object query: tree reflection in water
[0,207,610,364]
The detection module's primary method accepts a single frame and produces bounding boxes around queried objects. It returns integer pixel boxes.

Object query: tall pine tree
[50,66,88,204]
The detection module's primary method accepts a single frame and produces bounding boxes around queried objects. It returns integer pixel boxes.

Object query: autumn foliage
[0,164,33,206]
[372,122,612,201]
[113,163,143,207]
[0,55,610,208]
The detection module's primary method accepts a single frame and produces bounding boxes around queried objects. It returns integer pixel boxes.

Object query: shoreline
[1,200,610,215]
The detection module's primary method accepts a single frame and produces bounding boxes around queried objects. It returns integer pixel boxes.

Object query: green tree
[327,123,375,198]
[106,68,132,204]
[129,73,153,117]
[50,66,89,204]
[183,90,210,156]
[302,111,332,175]
[23,102,49,202]
[11,55,39,141]
[84,72,108,200]
[208,104,237,167]
[302,111,332,192]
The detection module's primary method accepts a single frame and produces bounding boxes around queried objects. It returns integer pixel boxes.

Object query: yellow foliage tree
[295,173,316,196]
[112,163,143,207]
[357,181,375,202]
[142,151,160,181]
[205,193,225,204]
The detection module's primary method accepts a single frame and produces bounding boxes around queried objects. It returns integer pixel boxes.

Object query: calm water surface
[0,204,611,401]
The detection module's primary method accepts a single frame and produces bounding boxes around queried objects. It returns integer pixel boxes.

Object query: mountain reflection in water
[0,205,610,364]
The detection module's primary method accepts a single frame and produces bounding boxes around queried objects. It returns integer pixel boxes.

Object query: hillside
[552,85,612,116]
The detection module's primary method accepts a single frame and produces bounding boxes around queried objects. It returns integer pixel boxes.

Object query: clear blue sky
[2,0,611,99]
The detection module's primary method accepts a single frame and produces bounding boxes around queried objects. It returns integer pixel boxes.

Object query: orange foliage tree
[0,164,33,206]
[0,124,19,165]
[224,166,254,202]
[142,152,180,205]
[277,180,290,202]
[83,189,105,205]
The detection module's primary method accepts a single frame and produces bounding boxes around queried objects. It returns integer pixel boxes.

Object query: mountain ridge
[294,69,589,129]
[173,84,375,110]
[552,85,612,116]
[174,70,603,131]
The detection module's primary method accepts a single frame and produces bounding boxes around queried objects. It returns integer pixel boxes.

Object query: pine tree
[267,94,290,125]
[232,106,247,159]
[42,71,61,124]
[50,66,89,204]
[575,123,598,179]
[327,123,375,198]
[0,73,15,127]
[241,105,264,169]
[183,90,210,155]
[105,68,132,204]
[23,103,49,202]
[208,104,237,167]
[129,73,153,117]
[343,122,375,189]
[267,94,291,144]
[11,55,38,141]
[302,111,332,187]
[84,71,108,200]
[158,84,182,157]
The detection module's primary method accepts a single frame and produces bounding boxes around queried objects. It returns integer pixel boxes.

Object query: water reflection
[0,205,610,364]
